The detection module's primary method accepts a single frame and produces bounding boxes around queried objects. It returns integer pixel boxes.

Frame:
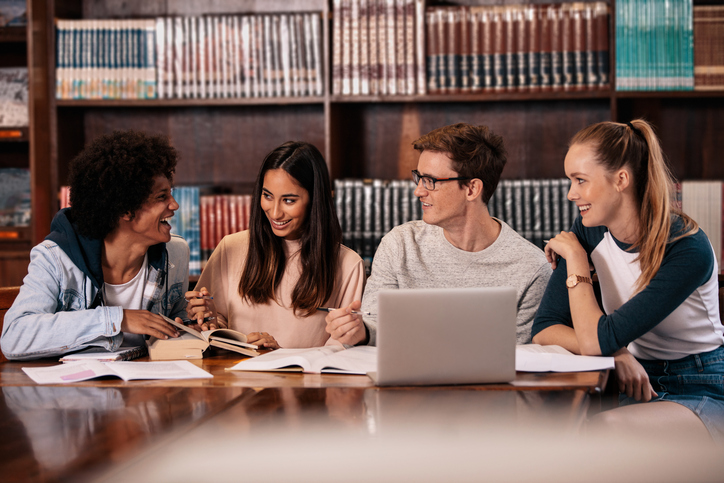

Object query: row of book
[56,179,723,277]
[171,189,254,276]
[0,67,28,127]
[426,3,610,94]
[0,168,30,227]
[332,0,426,96]
[55,13,323,100]
[694,5,724,91]
[55,19,157,100]
[333,178,580,268]
[615,0,693,91]
[156,13,323,99]
[680,181,723,270]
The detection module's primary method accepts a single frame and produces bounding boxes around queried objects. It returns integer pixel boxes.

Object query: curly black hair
[68,130,178,239]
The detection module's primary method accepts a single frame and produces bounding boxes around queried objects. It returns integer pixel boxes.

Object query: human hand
[121,310,180,339]
[544,231,587,270]
[184,287,223,330]
[325,300,366,346]
[246,332,280,349]
[613,348,658,402]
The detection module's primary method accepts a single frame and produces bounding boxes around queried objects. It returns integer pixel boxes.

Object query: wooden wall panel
[73,106,325,189]
[330,100,611,180]
[0,253,29,287]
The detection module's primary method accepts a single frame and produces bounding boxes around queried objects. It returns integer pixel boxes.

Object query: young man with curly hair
[2,130,187,360]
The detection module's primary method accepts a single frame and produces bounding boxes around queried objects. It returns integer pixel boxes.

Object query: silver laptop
[369,287,517,386]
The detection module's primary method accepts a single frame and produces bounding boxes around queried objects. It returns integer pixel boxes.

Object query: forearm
[531,324,581,354]
[564,255,603,355]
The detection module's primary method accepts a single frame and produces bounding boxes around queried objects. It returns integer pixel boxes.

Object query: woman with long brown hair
[186,141,365,348]
[532,119,723,444]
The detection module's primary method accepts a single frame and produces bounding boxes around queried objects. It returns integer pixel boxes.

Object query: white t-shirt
[103,254,148,347]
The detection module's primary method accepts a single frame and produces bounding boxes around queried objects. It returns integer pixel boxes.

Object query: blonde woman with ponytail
[532,119,724,444]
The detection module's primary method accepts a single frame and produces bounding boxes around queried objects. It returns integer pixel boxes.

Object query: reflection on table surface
[0,385,247,483]
[96,386,724,483]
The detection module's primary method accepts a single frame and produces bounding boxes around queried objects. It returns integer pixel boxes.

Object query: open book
[147,315,260,361]
[515,344,615,372]
[22,360,213,384]
[228,346,377,375]
[59,345,147,362]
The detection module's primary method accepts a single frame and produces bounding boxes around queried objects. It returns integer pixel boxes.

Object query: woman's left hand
[614,348,658,402]
[247,332,280,350]
[545,231,587,270]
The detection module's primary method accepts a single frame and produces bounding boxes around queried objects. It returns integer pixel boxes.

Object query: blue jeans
[619,345,724,444]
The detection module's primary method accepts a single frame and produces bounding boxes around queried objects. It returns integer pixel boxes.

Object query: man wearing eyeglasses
[325,122,552,346]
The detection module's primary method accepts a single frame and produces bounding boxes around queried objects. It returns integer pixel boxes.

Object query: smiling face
[565,143,627,228]
[413,150,469,229]
[124,175,178,246]
[260,168,310,240]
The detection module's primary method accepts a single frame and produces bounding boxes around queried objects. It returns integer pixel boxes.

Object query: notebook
[369,287,517,386]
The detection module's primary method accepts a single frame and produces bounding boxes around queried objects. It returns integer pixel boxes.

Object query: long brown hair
[238,141,342,316]
[570,119,698,293]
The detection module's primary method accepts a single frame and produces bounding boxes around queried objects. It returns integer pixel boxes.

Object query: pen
[317,307,371,316]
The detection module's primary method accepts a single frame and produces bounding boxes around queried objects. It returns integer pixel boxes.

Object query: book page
[104,361,213,380]
[59,346,146,362]
[161,314,207,342]
[229,346,345,373]
[315,346,377,374]
[515,345,614,372]
[23,361,119,384]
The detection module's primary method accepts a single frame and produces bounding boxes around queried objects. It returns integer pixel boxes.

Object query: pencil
[317,307,371,316]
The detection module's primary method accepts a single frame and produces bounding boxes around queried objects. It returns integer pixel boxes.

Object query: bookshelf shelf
[613,90,724,99]
[56,97,327,108]
[0,127,28,142]
[0,27,26,43]
[330,90,613,104]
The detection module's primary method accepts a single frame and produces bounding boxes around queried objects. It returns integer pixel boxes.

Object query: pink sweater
[196,231,366,348]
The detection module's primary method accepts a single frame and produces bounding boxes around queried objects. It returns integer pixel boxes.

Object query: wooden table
[1,353,609,483]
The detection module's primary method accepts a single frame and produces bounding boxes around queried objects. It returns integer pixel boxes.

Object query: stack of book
[334,179,422,268]
[0,168,30,227]
[332,0,426,96]
[55,13,324,100]
[426,2,610,94]
[199,194,253,269]
[0,67,28,126]
[616,0,694,91]
[680,181,723,271]
[156,13,323,99]
[488,179,579,249]
[55,19,157,100]
[169,187,201,276]
[333,178,579,269]
[694,5,724,91]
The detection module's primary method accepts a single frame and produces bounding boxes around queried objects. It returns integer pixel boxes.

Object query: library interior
[1,1,724,481]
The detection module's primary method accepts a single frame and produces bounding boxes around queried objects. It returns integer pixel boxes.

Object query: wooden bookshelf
[6,0,723,266]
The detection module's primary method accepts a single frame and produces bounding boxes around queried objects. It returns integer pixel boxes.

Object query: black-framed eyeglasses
[411,170,471,191]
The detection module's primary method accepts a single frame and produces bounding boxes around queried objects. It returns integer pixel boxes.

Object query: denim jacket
[1,209,189,360]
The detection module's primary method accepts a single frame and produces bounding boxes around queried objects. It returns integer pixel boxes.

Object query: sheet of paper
[22,360,213,384]
[23,360,118,384]
[515,344,615,372]
[315,346,377,374]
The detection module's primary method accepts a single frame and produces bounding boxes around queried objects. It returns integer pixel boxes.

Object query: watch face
[566,275,577,288]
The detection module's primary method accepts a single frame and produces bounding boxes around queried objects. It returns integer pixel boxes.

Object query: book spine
[303,14,315,97]
[386,0,397,95]
[550,4,563,92]
[369,0,379,95]
[360,0,370,95]
[561,3,574,91]
[415,0,426,95]
[596,2,610,89]
[583,3,597,90]
[378,0,388,95]
[405,0,416,95]
[435,8,447,93]
[572,3,586,91]
[492,7,506,91]
[425,9,439,94]
[333,0,343,94]
[527,6,541,92]
[516,5,530,92]
[459,7,470,93]
[396,0,406,95]
[446,8,460,94]
[351,0,360,95]
[481,8,493,92]
[504,6,518,92]
[296,14,309,96]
